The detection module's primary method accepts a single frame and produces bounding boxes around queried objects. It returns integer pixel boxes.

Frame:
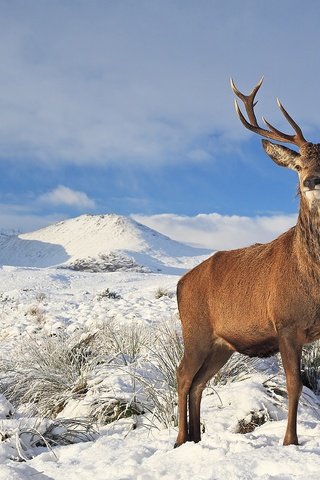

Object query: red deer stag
[175,78,320,448]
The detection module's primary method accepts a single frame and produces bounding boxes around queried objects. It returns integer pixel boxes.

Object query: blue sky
[0,0,319,247]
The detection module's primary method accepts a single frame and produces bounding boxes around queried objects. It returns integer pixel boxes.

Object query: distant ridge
[0,214,211,273]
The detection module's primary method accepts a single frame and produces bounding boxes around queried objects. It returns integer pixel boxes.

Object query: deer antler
[230,77,308,148]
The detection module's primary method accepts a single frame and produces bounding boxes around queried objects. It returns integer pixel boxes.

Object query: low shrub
[301,340,320,393]
[96,288,121,301]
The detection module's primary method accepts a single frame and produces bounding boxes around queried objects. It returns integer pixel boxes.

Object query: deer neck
[295,195,320,277]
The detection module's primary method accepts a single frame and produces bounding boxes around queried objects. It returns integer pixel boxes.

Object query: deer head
[231,78,320,208]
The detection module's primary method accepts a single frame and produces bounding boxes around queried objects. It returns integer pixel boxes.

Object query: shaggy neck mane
[295,195,320,280]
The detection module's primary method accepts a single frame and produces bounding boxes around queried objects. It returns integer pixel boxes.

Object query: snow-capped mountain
[0,214,211,273]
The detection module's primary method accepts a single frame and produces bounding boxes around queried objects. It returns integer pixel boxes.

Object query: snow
[27,395,320,480]
[0,214,210,273]
[0,214,320,478]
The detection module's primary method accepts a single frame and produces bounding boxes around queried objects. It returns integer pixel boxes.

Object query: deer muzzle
[303,179,320,202]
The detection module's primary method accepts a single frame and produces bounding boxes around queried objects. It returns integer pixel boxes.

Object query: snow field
[27,382,320,480]
[0,267,320,478]
[1,214,320,478]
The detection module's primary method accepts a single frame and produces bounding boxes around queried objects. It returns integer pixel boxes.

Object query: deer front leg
[278,333,303,446]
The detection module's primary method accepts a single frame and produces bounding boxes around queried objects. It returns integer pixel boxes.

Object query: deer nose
[303,176,320,190]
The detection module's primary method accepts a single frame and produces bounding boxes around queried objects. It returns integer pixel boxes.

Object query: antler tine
[230,77,263,127]
[233,99,259,133]
[261,100,307,147]
[231,78,308,148]
[262,116,295,142]
[276,99,307,146]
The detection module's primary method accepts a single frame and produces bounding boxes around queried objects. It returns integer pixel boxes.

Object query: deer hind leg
[279,333,303,446]
[189,341,233,443]
[175,351,208,448]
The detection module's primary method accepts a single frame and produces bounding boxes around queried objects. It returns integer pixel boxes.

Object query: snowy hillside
[0,214,211,273]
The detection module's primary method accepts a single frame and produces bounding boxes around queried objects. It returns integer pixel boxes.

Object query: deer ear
[262,140,300,169]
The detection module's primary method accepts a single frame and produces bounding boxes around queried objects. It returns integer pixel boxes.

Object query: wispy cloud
[132,213,297,250]
[39,186,96,209]
[0,2,319,166]
[0,204,64,234]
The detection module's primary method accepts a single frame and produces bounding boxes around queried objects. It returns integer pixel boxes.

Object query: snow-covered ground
[0,215,320,479]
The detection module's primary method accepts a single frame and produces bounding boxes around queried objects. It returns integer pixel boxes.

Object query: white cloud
[39,186,95,209]
[0,204,65,234]
[132,213,297,250]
